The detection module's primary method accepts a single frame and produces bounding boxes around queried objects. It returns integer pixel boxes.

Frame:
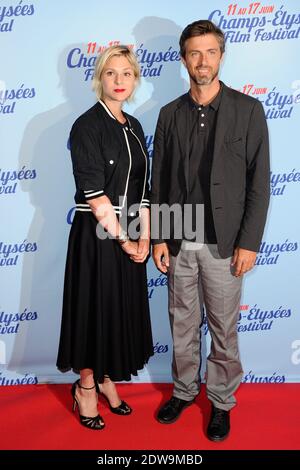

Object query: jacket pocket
[224,136,243,143]
[225,136,245,160]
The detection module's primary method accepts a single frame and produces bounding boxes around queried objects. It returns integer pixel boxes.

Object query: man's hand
[232,247,257,277]
[152,243,169,273]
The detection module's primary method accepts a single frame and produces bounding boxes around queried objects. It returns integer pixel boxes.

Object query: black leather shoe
[157,396,194,424]
[207,406,230,441]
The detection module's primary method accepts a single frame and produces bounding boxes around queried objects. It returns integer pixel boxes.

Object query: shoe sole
[157,400,194,424]
[207,432,229,442]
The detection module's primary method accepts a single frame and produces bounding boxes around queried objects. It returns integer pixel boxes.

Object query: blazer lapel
[211,84,233,180]
[175,96,191,193]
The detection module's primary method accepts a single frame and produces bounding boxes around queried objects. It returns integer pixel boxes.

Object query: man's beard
[189,67,219,86]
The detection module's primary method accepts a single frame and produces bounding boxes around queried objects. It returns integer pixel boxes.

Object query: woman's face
[101,55,136,104]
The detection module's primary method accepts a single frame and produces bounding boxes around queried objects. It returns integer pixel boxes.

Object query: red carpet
[0,383,299,450]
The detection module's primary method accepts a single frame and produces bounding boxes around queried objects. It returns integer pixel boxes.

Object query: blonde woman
[57,45,153,430]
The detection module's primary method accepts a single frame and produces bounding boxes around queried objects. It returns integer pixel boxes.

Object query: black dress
[57,109,153,382]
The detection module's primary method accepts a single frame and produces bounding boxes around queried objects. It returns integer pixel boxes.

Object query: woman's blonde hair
[92,45,140,101]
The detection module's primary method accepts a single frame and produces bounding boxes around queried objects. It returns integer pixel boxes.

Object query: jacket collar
[175,81,232,191]
[99,99,116,119]
[95,100,125,149]
[175,80,227,110]
[98,99,133,129]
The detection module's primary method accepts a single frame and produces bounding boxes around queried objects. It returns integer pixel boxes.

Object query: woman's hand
[129,238,150,263]
[120,240,139,256]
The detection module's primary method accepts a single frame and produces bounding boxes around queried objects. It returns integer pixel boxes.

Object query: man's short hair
[179,20,225,57]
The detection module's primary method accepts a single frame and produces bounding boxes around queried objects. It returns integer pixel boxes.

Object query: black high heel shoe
[71,379,105,430]
[97,382,132,416]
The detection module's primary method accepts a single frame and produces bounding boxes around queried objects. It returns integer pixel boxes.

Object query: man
[151,20,270,441]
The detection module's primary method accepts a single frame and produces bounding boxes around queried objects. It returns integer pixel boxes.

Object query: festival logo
[153,341,169,354]
[237,303,292,333]
[135,43,181,78]
[270,168,300,196]
[259,84,300,119]
[208,3,300,44]
[236,82,300,119]
[66,41,181,81]
[242,370,285,383]
[148,273,168,299]
[256,239,298,266]
[0,1,34,33]
[67,41,132,81]
[0,308,38,335]
[0,166,37,196]
[203,302,292,335]
[0,82,36,115]
[0,371,38,385]
[0,240,38,267]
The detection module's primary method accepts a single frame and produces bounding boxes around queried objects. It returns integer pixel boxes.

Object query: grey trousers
[168,243,243,411]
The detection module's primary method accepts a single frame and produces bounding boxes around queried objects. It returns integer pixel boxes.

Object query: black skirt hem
[56,352,154,382]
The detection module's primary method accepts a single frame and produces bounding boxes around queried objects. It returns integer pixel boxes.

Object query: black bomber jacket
[70,100,150,216]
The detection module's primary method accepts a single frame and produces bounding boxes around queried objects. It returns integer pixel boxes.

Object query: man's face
[182,33,223,86]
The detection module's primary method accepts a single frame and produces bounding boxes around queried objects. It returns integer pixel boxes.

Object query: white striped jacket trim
[99,99,116,119]
[129,128,148,209]
[141,198,150,207]
[83,189,104,199]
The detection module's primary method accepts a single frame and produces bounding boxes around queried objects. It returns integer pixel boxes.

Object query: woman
[56,45,153,430]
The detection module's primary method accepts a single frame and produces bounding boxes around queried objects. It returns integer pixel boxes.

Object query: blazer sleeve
[150,109,166,244]
[236,100,270,251]
[70,122,106,201]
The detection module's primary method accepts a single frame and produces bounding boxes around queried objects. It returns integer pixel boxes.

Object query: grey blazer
[150,82,270,258]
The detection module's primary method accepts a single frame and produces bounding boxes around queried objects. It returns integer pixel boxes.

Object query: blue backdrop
[1,0,300,386]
